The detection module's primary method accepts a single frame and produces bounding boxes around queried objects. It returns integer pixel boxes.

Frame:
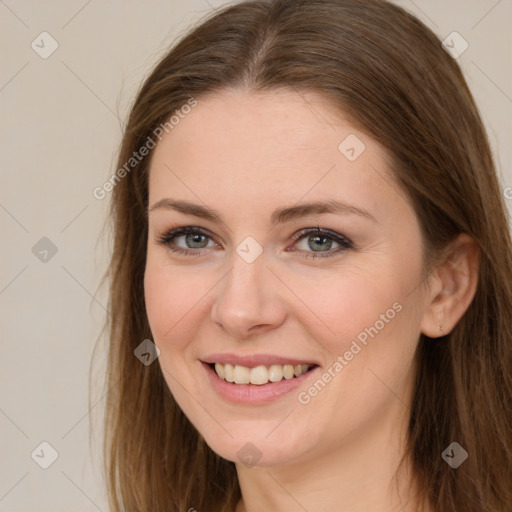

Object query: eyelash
[155,226,354,260]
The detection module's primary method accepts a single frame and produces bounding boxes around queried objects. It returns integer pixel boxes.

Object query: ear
[420,233,480,338]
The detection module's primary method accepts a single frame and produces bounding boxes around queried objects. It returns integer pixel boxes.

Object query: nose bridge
[211,249,285,336]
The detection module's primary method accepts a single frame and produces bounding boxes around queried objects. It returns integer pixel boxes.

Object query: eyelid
[155,226,219,247]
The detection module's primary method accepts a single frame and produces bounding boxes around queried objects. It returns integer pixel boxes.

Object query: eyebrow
[148,198,377,225]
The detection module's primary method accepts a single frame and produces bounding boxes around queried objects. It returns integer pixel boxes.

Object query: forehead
[147,88,404,222]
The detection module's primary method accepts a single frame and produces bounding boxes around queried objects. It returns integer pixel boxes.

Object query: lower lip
[201,362,319,405]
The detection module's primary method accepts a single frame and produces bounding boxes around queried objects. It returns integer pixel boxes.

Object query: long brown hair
[99,1,512,510]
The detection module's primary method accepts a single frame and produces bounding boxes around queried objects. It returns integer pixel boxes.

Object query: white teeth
[212,362,312,385]
[268,364,283,382]
[215,363,225,379]
[233,365,250,384]
[224,363,234,382]
[249,365,268,385]
[283,364,294,379]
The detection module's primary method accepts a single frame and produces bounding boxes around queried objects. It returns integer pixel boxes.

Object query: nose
[211,251,287,339]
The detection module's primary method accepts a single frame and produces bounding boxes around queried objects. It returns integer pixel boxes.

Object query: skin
[144,88,479,512]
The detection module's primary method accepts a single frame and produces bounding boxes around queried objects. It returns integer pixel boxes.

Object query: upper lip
[201,353,319,367]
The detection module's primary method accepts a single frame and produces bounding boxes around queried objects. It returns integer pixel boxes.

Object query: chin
[200,427,311,468]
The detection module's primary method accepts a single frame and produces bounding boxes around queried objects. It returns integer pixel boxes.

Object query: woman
[101,0,512,510]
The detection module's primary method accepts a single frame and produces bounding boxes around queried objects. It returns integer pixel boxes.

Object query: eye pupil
[309,235,332,252]
[186,233,208,248]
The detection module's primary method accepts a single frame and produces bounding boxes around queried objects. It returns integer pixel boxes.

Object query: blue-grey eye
[296,234,337,252]
[182,233,210,249]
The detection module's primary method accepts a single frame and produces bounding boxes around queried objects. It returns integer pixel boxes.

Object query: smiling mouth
[209,362,318,385]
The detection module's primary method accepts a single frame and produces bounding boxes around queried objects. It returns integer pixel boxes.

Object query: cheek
[317,271,422,412]
[143,257,208,405]
[298,260,412,349]
[143,253,204,352]
[295,255,423,401]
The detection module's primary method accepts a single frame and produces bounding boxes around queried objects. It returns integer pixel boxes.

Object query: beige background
[1,0,511,510]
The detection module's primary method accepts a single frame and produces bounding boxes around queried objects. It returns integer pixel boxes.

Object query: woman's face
[144,89,429,467]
